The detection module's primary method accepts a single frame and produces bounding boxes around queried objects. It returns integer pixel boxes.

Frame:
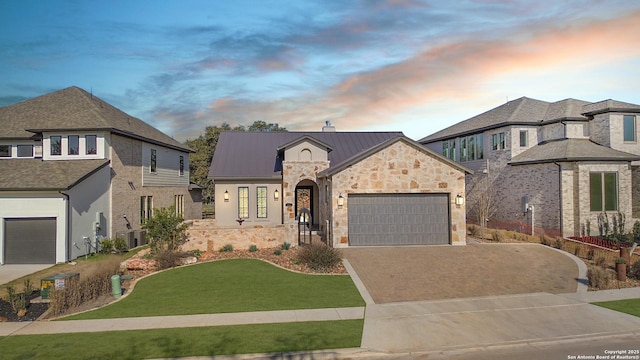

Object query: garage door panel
[4,218,56,264]
[348,194,450,246]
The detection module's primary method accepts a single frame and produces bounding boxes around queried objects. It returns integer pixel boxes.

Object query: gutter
[59,191,71,262]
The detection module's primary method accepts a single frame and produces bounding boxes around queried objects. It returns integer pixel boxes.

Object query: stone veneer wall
[329,141,467,247]
[182,219,287,252]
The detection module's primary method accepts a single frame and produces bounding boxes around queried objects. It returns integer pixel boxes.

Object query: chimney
[322,121,336,132]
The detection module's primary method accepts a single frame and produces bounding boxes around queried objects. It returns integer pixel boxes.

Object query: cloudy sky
[1,0,639,142]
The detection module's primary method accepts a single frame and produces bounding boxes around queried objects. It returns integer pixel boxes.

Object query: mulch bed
[0,290,49,322]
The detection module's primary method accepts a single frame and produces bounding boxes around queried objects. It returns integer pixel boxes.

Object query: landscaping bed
[0,290,48,322]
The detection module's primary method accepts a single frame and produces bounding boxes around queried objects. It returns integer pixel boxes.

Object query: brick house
[205,125,470,249]
[0,86,201,264]
[420,97,640,238]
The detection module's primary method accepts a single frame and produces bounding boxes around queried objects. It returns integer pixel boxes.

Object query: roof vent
[322,121,336,132]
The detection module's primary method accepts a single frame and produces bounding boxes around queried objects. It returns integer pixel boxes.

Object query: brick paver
[341,243,578,303]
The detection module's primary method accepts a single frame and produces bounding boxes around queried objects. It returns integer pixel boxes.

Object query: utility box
[40,273,79,299]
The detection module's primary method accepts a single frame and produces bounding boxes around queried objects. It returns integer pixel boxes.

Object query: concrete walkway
[0,264,52,285]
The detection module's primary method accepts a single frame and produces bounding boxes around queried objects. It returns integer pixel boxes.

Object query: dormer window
[86,135,97,155]
[68,135,79,155]
[624,115,636,142]
[51,136,62,156]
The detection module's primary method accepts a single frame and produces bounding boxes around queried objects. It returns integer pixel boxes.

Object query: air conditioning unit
[133,230,147,247]
[116,231,135,250]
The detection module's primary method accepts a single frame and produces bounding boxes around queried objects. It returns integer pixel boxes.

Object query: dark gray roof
[509,139,640,165]
[0,159,110,190]
[318,135,472,177]
[209,131,403,179]
[0,86,191,152]
[420,97,591,143]
[582,99,640,115]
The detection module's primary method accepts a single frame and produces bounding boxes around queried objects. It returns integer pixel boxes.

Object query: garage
[4,218,56,264]
[348,193,450,246]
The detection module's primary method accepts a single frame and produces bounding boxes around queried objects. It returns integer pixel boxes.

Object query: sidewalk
[0,307,365,336]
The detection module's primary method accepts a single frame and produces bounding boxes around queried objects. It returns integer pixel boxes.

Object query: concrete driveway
[0,264,53,285]
[341,243,582,303]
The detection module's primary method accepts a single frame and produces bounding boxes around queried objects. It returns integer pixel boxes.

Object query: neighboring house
[0,86,202,264]
[420,97,640,238]
[208,125,470,248]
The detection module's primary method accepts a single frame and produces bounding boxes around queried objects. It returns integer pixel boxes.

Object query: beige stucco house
[420,97,640,238]
[0,86,202,264]
[207,126,470,248]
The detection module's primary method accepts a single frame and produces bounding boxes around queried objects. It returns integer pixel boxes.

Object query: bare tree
[467,174,498,238]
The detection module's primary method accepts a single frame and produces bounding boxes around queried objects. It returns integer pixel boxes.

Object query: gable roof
[317,135,472,177]
[0,159,110,191]
[420,97,591,143]
[209,131,403,180]
[509,139,640,165]
[0,86,191,152]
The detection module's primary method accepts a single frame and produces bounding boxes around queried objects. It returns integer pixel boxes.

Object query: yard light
[455,194,464,207]
[337,194,344,208]
[274,189,279,201]
[224,190,229,202]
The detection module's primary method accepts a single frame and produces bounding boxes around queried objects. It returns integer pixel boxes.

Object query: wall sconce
[224,190,229,202]
[274,189,279,201]
[455,194,464,207]
[337,194,344,209]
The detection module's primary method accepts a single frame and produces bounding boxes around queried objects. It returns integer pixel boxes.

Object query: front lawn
[0,320,364,360]
[64,258,364,320]
[592,298,640,317]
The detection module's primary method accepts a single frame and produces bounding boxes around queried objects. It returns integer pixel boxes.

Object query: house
[0,86,202,264]
[206,124,470,249]
[420,97,640,238]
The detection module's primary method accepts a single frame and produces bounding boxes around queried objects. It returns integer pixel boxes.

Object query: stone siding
[330,141,466,247]
[182,219,286,252]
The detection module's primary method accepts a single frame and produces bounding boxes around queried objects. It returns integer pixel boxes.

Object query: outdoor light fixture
[337,194,344,208]
[224,190,229,202]
[274,189,279,201]
[455,194,464,206]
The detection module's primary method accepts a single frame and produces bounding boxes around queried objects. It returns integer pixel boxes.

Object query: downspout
[554,162,563,238]
[59,191,70,262]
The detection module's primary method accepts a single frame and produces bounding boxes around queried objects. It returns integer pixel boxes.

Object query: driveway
[0,264,53,285]
[341,243,581,303]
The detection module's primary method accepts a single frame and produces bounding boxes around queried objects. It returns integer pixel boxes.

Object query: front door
[295,186,313,225]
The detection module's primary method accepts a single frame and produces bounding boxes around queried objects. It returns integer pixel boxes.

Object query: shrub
[100,238,114,253]
[281,242,291,250]
[143,205,189,253]
[553,238,564,250]
[468,225,479,237]
[628,260,640,280]
[587,266,610,289]
[573,246,581,257]
[595,256,607,267]
[191,249,202,258]
[248,244,258,252]
[273,249,282,256]
[297,243,342,272]
[155,250,183,270]
[634,221,640,243]
[615,257,628,265]
[114,237,128,253]
[587,248,595,261]
[6,283,30,316]
[492,231,505,242]
[49,257,120,317]
[220,244,234,252]
[539,235,550,246]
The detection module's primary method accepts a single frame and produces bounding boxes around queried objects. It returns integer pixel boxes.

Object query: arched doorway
[295,179,319,230]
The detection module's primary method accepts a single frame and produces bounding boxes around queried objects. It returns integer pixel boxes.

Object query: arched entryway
[295,179,319,230]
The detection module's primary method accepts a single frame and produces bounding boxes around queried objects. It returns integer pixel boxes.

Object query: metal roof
[0,159,110,190]
[209,131,403,179]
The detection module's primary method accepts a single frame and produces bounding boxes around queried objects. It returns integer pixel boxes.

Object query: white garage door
[348,193,450,246]
[4,218,56,264]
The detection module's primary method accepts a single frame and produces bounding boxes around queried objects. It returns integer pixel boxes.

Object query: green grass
[64,258,364,320]
[0,320,364,360]
[593,298,640,317]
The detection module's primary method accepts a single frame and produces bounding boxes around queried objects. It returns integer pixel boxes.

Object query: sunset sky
[1,0,639,142]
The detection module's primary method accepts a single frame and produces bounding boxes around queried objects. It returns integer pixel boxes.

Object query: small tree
[143,205,189,253]
[467,174,497,238]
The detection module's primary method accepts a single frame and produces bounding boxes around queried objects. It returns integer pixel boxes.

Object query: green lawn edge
[592,298,640,317]
[0,319,364,360]
[63,258,365,320]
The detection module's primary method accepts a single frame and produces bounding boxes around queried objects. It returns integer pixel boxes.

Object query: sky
[1,0,639,142]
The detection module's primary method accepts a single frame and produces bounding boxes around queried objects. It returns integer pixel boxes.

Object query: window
[520,130,528,147]
[449,139,456,161]
[476,134,483,160]
[86,135,97,155]
[590,172,617,211]
[460,137,467,161]
[499,132,506,149]
[140,196,153,223]
[0,145,11,157]
[257,187,267,218]
[468,135,475,161]
[238,187,249,219]
[17,145,33,157]
[624,115,636,142]
[442,142,448,158]
[179,156,184,176]
[174,195,184,215]
[150,149,157,173]
[68,135,79,155]
[492,134,498,150]
[51,136,61,156]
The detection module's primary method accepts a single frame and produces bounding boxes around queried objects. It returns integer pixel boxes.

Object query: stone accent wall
[633,166,640,219]
[182,219,286,252]
[330,141,467,247]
